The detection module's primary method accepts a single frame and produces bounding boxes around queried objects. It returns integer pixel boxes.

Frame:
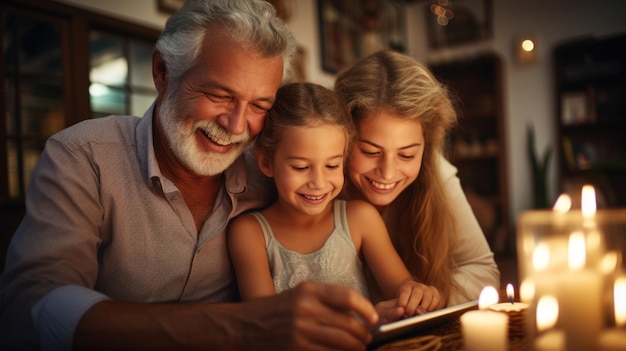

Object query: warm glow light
[520,279,536,303]
[615,277,626,327]
[478,286,500,310]
[568,231,586,270]
[552,193,572,213]
[533,243,550,271]
[521,39,535,52]
[600,252,619,274]
[537,295,559,332]
[581,185,597,217]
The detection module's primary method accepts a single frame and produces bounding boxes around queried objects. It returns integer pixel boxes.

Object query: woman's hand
[396,281,443,318]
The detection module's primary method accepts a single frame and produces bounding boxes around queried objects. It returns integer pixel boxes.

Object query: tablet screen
[369,300,478,348]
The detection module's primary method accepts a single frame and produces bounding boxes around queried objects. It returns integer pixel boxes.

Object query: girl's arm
[346,200,442,316]
[227,214,276,300]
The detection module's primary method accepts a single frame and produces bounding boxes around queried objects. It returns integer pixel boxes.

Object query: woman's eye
[399,154,415,160]
[360,149,379,156]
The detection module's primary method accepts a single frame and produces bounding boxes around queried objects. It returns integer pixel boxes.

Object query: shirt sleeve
[438,155,501,306]
[32,285,110,351]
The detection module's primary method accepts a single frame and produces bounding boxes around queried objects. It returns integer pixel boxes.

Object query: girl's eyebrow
[287,154,344,161]
[358,139,421,150]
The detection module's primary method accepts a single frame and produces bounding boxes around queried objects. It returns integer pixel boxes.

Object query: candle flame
[533,243,550,271]
[600,251,618,274]
[536,295,559,332]
[568,231,586,270]
[615,277,626,327]
[520,280,535,303]
[581,185,596,217]
[552,193,572,213]
[478,286,499,310]
[506,283,514,302]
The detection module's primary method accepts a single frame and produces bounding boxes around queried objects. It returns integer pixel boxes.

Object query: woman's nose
[377,157,396,180]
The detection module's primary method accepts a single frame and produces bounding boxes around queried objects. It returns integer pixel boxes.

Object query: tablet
[369,300,478,348]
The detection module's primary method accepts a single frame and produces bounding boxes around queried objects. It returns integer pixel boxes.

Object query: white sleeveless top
[250,200,369,298]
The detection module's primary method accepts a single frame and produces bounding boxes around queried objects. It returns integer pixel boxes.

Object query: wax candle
[599,277,626,351]
[489,284,529,339]
[558,231,602,351]
[461,286,508,351]
[534,295,564,351]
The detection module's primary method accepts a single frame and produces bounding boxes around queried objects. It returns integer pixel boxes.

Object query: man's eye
[208,94,231,102]
[250,104,270,114]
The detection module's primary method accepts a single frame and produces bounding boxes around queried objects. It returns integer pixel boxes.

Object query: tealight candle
[488,283,528,339]
[461,286,508,351]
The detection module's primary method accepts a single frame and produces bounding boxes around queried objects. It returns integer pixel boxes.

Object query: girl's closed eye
[398,153,416,160]
[291,164,309,171]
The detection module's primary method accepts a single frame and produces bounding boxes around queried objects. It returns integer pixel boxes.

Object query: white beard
[158,89,251,176]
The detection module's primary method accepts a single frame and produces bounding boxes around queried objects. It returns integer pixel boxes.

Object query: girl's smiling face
[348,111,425,207]
[266,124,347,216]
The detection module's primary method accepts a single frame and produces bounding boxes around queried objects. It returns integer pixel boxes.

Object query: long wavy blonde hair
[335,50,461,304]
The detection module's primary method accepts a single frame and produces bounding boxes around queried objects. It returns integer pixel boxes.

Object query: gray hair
[155,0,297,86]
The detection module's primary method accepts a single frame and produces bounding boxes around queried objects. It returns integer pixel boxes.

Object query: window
[89,31,157,118]
[0,0,160,203]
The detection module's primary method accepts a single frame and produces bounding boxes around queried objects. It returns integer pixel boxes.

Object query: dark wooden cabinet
[553,33,626,208]
[429,54,509,254]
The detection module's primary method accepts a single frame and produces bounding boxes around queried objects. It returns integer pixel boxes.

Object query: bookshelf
[553,33,626,207]
[429,54,509,254]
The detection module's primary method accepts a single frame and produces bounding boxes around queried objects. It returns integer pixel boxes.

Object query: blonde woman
[335,50,500,313]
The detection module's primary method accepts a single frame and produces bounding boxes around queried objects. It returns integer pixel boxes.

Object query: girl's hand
[396,281,442,318]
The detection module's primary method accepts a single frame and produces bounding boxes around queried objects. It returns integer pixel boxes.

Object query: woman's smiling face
[347,111,425,207]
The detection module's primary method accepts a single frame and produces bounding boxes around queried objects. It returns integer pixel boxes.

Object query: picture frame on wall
[426,0,492,49]
[317,0,406,74]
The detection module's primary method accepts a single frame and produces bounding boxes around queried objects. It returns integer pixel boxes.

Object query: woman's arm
[439,156,501,305]
[227,214,276,300]
[347,200,442,316]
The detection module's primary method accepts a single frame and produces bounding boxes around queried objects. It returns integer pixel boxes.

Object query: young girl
[228,82,441,318]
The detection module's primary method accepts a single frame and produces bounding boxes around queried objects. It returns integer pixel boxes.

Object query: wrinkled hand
[396,281,442,318]
[374,299,404,325]
[238,281,379,350]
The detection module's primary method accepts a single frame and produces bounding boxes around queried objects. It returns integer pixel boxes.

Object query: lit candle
[461,286,508,351]
[534,295,564,351]
[599,277,626,351]
[558,231,603,351]
[489,284,529,312]
[488,284,528,339]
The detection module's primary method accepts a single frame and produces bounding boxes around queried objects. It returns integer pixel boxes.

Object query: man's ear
[255,150,274,177]
[152,50,168,96]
